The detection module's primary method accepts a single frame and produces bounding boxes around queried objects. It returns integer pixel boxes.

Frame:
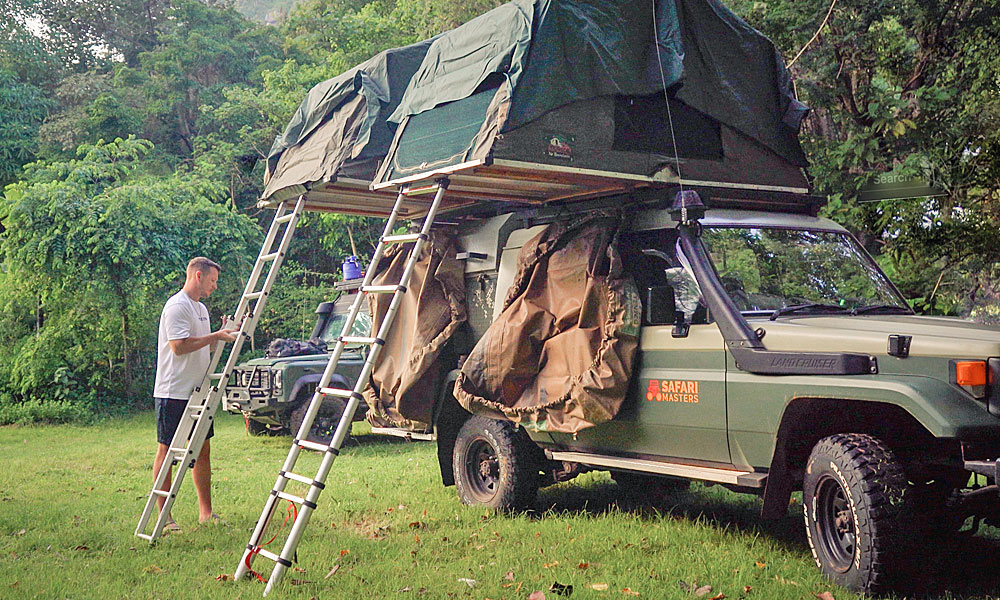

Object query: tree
[730,0,1000,316]
[0,136,259,405]
[0,70,53,186]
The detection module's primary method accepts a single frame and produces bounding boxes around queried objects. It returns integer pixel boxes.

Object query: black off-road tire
[453,416,539,511]
[612,471,690,506]
[802,433,908,595]
[290,394,349,445]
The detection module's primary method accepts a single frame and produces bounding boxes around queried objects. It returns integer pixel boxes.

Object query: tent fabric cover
[362,231,467,428]
[454,217,642,434]
[388,0,808,167]
[262,36,436,200]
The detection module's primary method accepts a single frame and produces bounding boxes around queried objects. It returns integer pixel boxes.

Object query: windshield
[319,310,372,344]
[701,227,909,315]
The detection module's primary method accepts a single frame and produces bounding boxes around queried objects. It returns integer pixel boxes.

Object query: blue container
[342,256,362,280]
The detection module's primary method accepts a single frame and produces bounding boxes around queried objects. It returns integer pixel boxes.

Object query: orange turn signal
[954,361,988,387]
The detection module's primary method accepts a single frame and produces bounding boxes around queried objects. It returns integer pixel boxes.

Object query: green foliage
[0,70,53,186]
[0,137,260,410]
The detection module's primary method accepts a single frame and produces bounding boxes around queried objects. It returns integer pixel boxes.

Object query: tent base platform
[257,158,813,219]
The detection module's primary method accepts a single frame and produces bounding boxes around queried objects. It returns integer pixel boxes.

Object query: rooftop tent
[369,0,811,212]
[260,37,436,215]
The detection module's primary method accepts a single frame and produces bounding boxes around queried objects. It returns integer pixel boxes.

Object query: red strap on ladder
[245,501,298,583]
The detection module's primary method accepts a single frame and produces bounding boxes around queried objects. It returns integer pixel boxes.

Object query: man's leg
[193,439,213,522]
[153,442,173,515]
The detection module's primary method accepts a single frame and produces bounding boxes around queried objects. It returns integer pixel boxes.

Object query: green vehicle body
[429,201,1000,592]
[222,282,370,435]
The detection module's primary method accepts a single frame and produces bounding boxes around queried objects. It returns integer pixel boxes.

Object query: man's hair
[187,256,221,275]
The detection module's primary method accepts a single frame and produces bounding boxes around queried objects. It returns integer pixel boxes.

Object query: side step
[546,451,767,488]
[370,426,435,441]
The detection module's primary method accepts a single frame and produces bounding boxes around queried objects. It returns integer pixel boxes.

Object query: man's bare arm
[168,329,238,356]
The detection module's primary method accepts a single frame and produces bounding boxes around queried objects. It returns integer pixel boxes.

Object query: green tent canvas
[263,0,812,217]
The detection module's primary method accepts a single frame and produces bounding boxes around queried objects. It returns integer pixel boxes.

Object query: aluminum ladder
[234,179,449,595]
[135,197,306,542]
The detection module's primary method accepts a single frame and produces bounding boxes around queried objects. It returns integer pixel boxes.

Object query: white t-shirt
[154,290,211,399]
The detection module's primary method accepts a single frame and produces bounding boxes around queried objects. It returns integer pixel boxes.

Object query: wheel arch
[761,397,949,519]
[433,369,472,487]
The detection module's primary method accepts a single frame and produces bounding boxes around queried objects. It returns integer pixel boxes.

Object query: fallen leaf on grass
[707,594,725,600]
[754,561,766,569]
[814,593,836,600]
[215,574,231,581]
[694,585,713,597]
[289,579,312,585]
[577,562,590,570]
[143,565,163,574]
[293,567,306,573]
[73,545,88,551]
[458,578,476,588]
[621,588,639,596]
[14,529,25,536]
[588,583,609,591]
[340,549,350,557]
[742,586,752,595]
[549,581,573,596]
[398,586,411,592]
[528,592,546,600]
[543,561,559,568]
[325,565,340,579]
[505,571,515,581]
[774,576,799,586]
[409,521,425,529]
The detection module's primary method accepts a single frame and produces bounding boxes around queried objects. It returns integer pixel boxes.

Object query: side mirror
[645,285,676,326]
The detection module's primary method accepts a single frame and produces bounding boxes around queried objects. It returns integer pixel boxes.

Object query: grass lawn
[2,411,1000,600]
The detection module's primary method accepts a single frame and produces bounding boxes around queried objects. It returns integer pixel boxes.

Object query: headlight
[273,369,283,392]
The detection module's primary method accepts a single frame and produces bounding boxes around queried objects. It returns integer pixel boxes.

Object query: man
[152,257,237,531]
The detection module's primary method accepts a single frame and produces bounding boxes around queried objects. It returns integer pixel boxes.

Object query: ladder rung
[208,373,225,380]
[362,284,405,294]
[245,291,265,300]
[255,547,283,563]
[136,533,154,541]
[382,233,427,244]
[296,439,334,453]
[261,252,280,262]
[340,335,381,346]
[151,489,171,497]
[187,404,206,411]
[169,446,190,456]
[280,471,325,489]
[274,491,312,507]
[319,387,359,399]
[275,212,296,224]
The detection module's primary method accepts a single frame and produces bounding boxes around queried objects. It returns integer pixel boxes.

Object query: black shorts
[155,397,214,445]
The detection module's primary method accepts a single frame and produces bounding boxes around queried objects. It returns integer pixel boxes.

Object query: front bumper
[222,366,278,414]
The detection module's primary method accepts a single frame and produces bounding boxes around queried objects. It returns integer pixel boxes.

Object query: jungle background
[0,0,998,423]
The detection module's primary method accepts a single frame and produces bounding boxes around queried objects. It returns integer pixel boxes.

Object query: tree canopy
[1,0,998,420]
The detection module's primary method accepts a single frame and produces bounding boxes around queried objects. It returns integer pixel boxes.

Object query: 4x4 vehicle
[416,195,1000,595]
[223,279,373,443]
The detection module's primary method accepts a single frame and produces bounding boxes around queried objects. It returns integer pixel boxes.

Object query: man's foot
[162,518,182,534]
[199,512,224,525]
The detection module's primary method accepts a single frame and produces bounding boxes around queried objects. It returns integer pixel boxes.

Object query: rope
[788,0,838,68]
[652,0,685,192]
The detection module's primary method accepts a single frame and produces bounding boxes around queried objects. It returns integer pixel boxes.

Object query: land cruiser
[411,193,1000,594]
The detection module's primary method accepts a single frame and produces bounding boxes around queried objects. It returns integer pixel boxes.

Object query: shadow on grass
[534,478,1000,599]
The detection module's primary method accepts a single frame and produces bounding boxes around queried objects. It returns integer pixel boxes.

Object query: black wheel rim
[464,438,500,502]
[815,474,856,572]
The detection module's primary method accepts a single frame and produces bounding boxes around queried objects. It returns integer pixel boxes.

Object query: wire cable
[652,0,685,192]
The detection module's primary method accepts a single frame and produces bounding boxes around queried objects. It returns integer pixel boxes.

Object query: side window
[621,229,707,324]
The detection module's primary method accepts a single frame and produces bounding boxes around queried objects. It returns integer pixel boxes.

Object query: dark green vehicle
[424,198,1000,595]
[222,279,373,443]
